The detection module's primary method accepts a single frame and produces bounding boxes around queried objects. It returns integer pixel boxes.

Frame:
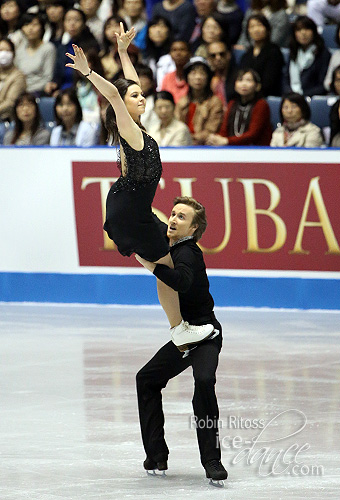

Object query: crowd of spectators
[1,0,340,147]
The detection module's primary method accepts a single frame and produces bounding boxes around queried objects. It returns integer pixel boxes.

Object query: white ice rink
[1,303,339,499]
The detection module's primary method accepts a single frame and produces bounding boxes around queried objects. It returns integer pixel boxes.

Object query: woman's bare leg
[154,253,182,328]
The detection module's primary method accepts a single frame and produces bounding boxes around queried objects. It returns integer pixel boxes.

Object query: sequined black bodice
[112,130,162,192]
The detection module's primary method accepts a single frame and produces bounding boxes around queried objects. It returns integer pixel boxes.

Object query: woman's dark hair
[246,13,271,43]
[102,15,128,55]
[290,16,325,62]
[234,68,262,99]
[329,98,340,145]
[336,23,340,48]
[251,0,287,11]
[201,12,231,50]
[64,7,87,27]
[54,88,83,127]
[11,92,41,144]
[280,92,311,122]
[105,78,146,145]
[0,0,23,36]
[135,63,156,96]
[154,90,175,106]
[46,0,66,41]
[0,35,15,55]
[20,13,45,39]
[184,59,213,101]
[330,64,340,94]
[145,15,173,62]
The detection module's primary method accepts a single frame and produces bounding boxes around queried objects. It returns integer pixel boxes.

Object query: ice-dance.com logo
[190,410,324,478]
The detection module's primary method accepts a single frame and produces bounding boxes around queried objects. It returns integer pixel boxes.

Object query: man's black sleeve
[153,245,195,293]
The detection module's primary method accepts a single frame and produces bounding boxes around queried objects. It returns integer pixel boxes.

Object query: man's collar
[171,235,194,247]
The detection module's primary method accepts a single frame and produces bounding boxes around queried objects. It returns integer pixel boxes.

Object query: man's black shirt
[153,222,214,323]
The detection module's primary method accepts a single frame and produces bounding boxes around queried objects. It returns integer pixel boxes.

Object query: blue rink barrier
[0,272,339,310]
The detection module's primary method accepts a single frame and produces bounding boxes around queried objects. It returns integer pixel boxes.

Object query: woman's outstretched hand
[116,22,136,51]
[65,44,91,75]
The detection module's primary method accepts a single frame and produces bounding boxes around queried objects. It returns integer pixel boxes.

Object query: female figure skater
[66,24,214,350]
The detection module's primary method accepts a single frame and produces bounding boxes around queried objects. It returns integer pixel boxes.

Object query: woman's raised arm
[116,23,141,86]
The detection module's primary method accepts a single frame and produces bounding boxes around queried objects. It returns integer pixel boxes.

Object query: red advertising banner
[72,161,340,271]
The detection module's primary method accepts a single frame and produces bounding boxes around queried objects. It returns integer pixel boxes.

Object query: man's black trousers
[136,320,223,466]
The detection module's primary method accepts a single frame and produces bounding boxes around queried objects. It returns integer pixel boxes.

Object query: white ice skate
[171,320,215,352]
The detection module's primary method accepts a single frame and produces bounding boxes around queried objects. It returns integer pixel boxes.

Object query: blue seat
[310,95,338,129]
[38,97,55,124]
[321,25,338,49]
[266,96,282,129]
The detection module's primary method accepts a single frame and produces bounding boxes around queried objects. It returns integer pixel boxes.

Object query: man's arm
[136,245,196,293]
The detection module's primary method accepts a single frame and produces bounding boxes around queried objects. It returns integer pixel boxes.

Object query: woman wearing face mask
[15,13,56,96]
[175,56,223,145]
[0,37,26,128]
[65,24,215,349]
[3,91,50,145]
[270,92,324,147]
[207,68,272,146]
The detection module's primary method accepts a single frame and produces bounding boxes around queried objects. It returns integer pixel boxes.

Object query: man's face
[167,203,198,243]
[207,41,230,72]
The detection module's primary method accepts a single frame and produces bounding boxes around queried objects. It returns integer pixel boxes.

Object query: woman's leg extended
[154,253,182,328]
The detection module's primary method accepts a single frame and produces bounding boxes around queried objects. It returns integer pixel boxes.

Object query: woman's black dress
[103,130,169,261]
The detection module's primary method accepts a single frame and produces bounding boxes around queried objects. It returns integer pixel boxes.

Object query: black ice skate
[144,457,168,477]
[204,459,228,487]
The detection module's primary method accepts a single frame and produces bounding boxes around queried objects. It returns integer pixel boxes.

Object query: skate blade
[146,470,166,477]
[208,478,225,488]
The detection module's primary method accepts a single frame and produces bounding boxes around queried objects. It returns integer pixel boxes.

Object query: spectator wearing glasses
[207,40,237,108]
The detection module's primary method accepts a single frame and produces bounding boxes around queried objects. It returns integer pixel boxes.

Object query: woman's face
[56,94,77,124]
[64,10,84,39]
[16,98,36,124]
[124,0,144,18]
[154,98,174,124]
[104,19,120,44]
[295,27,314,47]
[170,41,190,67]
[202,17,222,44]
[281,99,303,123]
[0,0,20,23]
[22,18,43,42]
[248,18,267,43]
[148,21,169,46]
[123,83,146,120]
[234,72,259,98]
[46,4,65,24]
[187,65,208,91]
[333,69,340,95]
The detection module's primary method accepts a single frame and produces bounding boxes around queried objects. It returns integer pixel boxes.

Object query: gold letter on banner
[173,177,197,197]
[81,177,118,250]
[292,177,340,255]
[238,178,287,253]
[198,178,233,254]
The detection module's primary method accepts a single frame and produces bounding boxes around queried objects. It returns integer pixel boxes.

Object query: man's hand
[135,254,156,273]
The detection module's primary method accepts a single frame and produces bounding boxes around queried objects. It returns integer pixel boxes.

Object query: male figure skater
[135,196,228,484]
